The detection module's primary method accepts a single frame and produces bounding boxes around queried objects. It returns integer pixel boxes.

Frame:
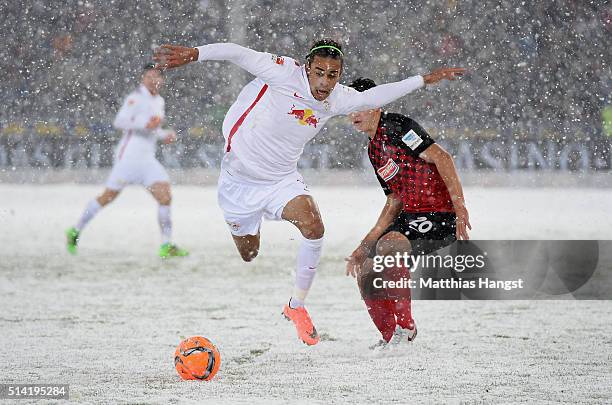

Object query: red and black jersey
[368,112,454,213]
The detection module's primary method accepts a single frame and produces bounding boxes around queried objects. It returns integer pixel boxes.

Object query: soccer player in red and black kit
[345,77,471,349]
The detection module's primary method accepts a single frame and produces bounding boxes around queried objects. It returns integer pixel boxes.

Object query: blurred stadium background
[2,3,611,402]
[1,0,611,181]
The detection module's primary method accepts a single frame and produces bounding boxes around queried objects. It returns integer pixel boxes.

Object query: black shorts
[368,211,457,257]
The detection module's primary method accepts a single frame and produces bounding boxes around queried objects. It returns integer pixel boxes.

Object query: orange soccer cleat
[282,303,320,345]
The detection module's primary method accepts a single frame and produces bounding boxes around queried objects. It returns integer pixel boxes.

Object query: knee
[157,189,172,206]
[97,191,118,206]
[376,235,411,257]
[158,195,172,206]
[375,240,393,257]
[150,183,172,205]
[239,248,259,262]
[301,219,325,240]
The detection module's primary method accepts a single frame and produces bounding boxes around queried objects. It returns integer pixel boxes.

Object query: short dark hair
[143,62,159,72]
[306,38,344,65]
[349,77,377,92]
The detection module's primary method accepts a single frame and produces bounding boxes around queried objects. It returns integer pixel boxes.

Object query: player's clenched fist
[163,130,177,145]
[153,45,199,69]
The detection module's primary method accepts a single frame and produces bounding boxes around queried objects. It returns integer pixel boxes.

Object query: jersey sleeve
[196,43,296,87]
[334,76,424,115]
[369,154,392,195]
[390,117,435,157]
[375,171,392,195]
[112,94,149,130]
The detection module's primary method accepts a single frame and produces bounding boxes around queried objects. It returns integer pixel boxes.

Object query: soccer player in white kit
[154,39,463,345]
[66,64,188,258]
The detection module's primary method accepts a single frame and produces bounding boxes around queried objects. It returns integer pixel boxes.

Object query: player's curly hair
[306,38,344,65]
[143,62,164,75]
[349,77,377,92]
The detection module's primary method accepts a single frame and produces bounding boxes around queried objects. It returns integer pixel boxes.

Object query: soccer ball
[174,336,221,381]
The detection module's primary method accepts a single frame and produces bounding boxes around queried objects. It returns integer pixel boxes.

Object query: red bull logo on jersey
[288,105,319,128]
[377,158,400,181]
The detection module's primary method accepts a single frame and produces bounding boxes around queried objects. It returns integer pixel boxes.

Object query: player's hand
[423,68,466,85]
[454,203,472,240]
[345,245,369,278]
[146,116,162,129]
[163,130,176,144]
[153,45,199,69]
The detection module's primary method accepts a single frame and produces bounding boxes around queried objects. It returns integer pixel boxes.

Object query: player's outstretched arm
[419,144,472,240]
[345,193,402,277]
[154,43,294,85]
[340,68,466,115]
[423,67,465,85]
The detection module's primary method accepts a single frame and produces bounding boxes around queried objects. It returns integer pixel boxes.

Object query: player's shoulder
[333,83,359,98]
[381,112,411,136]
[381,112,434,147]
[125,87,144,103]
[261,53,303,89]
[384,112,428,134]
[382,112,436,153]
[269,53,301,70]
[328,83,359,111]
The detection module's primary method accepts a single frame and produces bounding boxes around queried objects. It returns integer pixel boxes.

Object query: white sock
[75,199,102,232]
[289,297,304,309]
[158,205,172,244]
[290,236,324,308]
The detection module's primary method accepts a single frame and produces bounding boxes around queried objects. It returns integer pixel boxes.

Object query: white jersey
[112,84,170,161]
[196,43,424,182]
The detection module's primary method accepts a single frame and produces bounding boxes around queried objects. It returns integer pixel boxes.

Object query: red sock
[384,264,414,329]
[394,299,414,329]
[364,299,396,342]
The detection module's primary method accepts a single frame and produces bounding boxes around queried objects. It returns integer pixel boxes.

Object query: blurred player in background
[345,77,470,349]
[66,64,188,259]
[154,39,463,345]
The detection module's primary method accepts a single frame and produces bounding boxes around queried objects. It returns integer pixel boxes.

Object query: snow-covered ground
[1,184,611,403]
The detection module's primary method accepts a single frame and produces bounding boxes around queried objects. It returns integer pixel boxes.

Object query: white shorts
[217,170,311,236]
[105,158,170,191]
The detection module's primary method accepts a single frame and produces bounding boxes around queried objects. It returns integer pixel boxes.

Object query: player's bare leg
[66,188,120,255]
[279,194,324,345]
[281,195,325,239]
[148,181,172,206]
[97,188,121,206]
[231,233,261,262]
[148,181,188,258]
